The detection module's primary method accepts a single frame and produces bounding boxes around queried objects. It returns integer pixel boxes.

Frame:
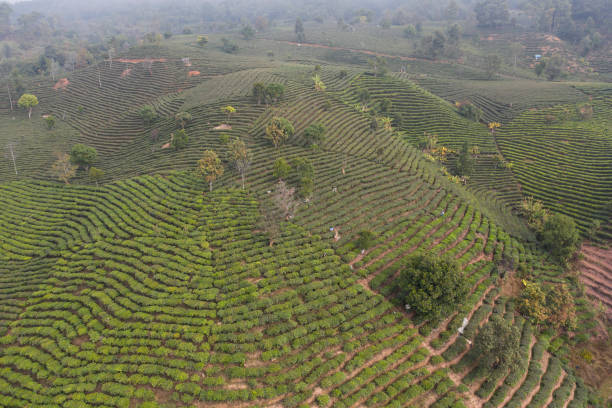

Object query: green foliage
[265,117,294,149]
[473,315,520,372]
[303,123,326,147]
[88,167,105,186]
[403,24,417,38]
[355,230,376,250]
[70,144,98,169]
[197,35,208,46]
[197,150,224,191]
[455,141,474,177]
[295,18,305,43]
[18,93,38,118]
[265,83,285,104]
[456,101,482,122]
[540,213,580,263]
[44,115,56,130]
[395,253,469,320]
[174,112,192,129]
[475,0,509,27]
[484,54,502,79]
[221,38,238,53]
[171,129,188,150]
[273,157,291,180]
[139,105,157,126]
[240,24,255,40]
[292,157,315,198]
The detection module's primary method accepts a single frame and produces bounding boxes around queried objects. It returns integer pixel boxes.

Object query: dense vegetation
[0,0,611,406]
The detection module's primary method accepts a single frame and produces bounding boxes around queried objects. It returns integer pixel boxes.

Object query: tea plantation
[0,33,609,407]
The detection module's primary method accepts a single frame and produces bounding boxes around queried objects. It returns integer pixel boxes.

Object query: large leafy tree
[197,150,224,192]
[541,213,580,263]
[265,117,294,149]
[18,93,38,119]
[303,123,326,147]
[456,141,474,177]
[395,253,469,320]
[265,84,285,104]
[473,315,521,372]
[252,82,266,105]
[51,152,77,184]
[228,138,251,189]
[70,144,97,170]
[139,105,157,126]
[474,0,509,27]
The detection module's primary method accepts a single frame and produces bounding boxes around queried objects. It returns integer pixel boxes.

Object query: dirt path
[562,381,576,408]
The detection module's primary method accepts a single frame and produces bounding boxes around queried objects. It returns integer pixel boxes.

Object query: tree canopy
[472,315,521,372]
[18,93,38,119]
[197,150,224,192]
[540,213,580,263]
[70,144,97,169]
[265,117,294,149]
[395,253,469,320]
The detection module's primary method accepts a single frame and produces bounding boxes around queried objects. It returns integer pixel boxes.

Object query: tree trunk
[9,145,17,175]
[28,107,32,119]
[209,180,213,192]
[7,84,12,111]
[98,67,102,88]
[241,173,245,190]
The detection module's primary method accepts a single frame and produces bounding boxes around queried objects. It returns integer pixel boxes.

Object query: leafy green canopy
[395,253,469,320]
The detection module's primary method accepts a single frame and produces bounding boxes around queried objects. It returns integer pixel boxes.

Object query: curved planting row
[496,98,612,233]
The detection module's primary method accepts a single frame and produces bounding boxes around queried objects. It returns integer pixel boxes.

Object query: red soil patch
[120,68,132,78]
[53,78,70,90]
[579,243,612,320]
[116,58,167,64]
[161,142,171,149]
[213,124,232,130]
[72,335,89,346]
[188,70,201,77]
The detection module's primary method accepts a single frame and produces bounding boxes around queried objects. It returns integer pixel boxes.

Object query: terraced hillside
[0,34,608,407]
[495,95,612,236]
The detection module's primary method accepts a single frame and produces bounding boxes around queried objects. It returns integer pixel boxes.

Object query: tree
[228,138,251,189]
[264,84,284,104]
[197,35,209,46]
[484,54,502,79]
[472,315,521,372]
[370,116,378,133]
[357,88,371,110]
[456,101,482,122]
[368,56,388,77]
[303,123,326,147]
[171,129,189,150]
[265,117,294,149]
[312,74,326,92]
[70,144,97,170]
[18,94,38,119]
[446,24,461,45]
[175,112,192,129]
[509,42,523,70]
[197,150,224,192]
[541,213,580,263]
[240,24,255,40]
[273,157,291,180]
[88,167,104,187]
[252,82,266,105]
[546,284,577,330]
[4,142,18,175]
[260,180,300,246]
[0,2,12,36]
[51,152,77,184]
[44,115,56,130]
[517,280,549,325]
[379,98,392,114]
[395,253,469,320]
[419,31,446,60]
[403,25,417,38]
[535,61,546,77]
[474,0,509,27]
[355,230,376,251]
[544,55,564,81]
[221,38,238,53]
[222,105,236,124]
[456,141,474,177]
[139,105,157,126]
[293,157,315,198]
[295,18,305,43]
